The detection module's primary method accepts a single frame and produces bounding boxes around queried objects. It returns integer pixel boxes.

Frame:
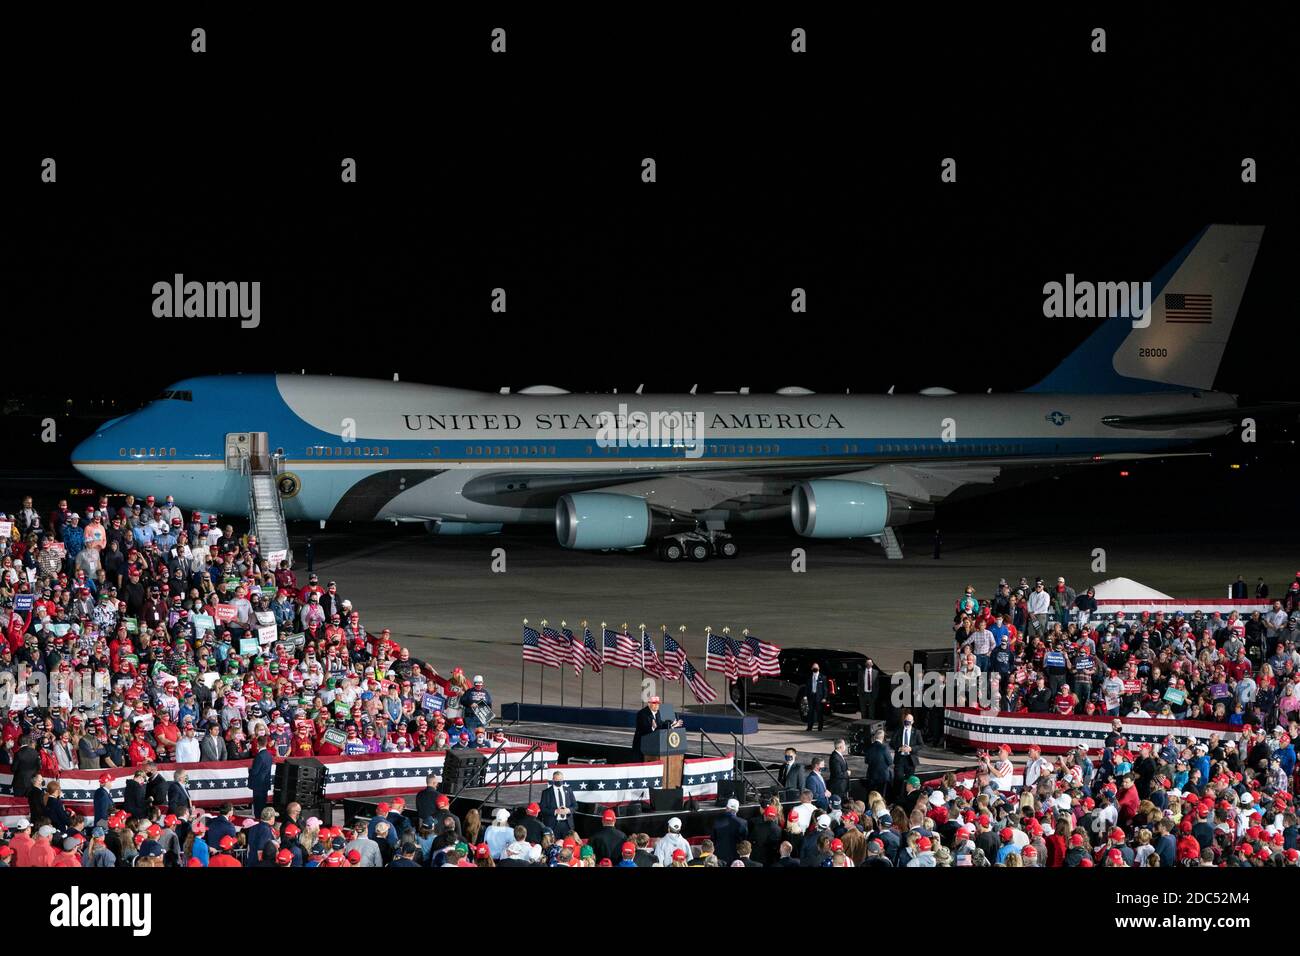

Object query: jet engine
[555,492,695,550]
[790,480,890,538]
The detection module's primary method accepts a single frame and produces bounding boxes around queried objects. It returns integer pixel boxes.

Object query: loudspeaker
[716,779,745,805]
[440,748,488,792]
[276,758,327,807]
[912,648,954,672]
[649,787,683,812]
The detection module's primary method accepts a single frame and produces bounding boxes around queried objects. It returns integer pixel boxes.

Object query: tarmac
[292,520,1295,764]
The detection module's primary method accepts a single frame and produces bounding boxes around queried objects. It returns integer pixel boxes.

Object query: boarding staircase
[241,453,292,565]
[875,526,904,560]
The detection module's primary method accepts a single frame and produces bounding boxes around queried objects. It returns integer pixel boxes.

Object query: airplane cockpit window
[153,390,193,401]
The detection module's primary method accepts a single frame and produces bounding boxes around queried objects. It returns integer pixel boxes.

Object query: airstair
[241,453,292,565]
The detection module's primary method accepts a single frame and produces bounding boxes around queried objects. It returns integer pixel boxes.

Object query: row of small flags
[521,621,780,704]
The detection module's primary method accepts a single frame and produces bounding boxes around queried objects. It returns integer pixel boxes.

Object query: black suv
[731,648,867,720]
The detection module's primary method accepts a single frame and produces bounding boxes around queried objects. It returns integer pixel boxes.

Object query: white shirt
[790,802,815,831]
[175,735,201,763]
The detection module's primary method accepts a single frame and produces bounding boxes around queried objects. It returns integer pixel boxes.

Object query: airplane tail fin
[1026,224,1265,394]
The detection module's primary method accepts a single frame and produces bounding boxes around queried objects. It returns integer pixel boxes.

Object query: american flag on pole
[662,632,686,680]
[582,626,603,672]
[539,626,566,669]
[706,632,738,681]
[741,633,781,677]
[562,627,583,676]
[682,658,717,703]
[640,629,666,678]
[603,627,636,669]
[729,634,760,681]
[1164,292,1213,324]
[522,625,557,667]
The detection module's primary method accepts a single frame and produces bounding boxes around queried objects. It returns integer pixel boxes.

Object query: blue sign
[422,692,445,714]
[13,594,34,613]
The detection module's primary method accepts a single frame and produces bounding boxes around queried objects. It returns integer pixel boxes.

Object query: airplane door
[225,432,270,470]
[225,433,251,470]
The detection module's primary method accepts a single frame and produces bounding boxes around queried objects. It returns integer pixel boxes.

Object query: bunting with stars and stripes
[556,754,734,805]
[943,707,1243,756]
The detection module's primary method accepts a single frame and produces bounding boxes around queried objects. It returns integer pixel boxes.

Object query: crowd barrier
[943,707,1243,755]
[0,746,735,824]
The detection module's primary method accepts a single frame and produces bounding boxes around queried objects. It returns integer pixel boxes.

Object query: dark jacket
[748,819,782,866]
[588,825,628,863]
[711,812,749,863]
[124,779,149,819]
[828,751,850,797]
[630,706,671,761]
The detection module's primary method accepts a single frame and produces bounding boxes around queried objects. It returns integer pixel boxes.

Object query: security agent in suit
[249,738,274,818]
[145,764,170,812]
[804,662,828,732]
[538,770,576,839]
[860,658,886,720]
[828,740,852,799]
[805,757,830,811]
[779,748,808,802]
[123,770,150,820]
[630,695,682,761]
[890,712,923,798]
[864,728,892,797]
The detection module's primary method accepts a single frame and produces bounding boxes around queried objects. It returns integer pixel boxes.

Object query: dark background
[2,9,1295,527]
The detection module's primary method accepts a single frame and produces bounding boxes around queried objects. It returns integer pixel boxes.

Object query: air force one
[73,225,1278,560]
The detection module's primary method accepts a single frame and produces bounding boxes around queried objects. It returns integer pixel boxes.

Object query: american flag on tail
[662,632,686,680]
[582,627,603,672]
[682,658,717,702]
[522,625,557,667]
[640,629,667,678]
[562,627,583,676]
[539,626,566,669]
[603,627,636,668]
[706,632,738,681]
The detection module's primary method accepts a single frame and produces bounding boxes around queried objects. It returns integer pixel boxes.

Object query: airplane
[72,224,1283,560]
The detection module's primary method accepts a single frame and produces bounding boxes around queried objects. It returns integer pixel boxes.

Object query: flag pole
[678,625,687,712]
[559,620,567,708]
[540,619,547,705]
[741,627,750,716]
[521,618,528,706]
[600,621,607,709]
[580,620,587,709]
[620,622,628,711]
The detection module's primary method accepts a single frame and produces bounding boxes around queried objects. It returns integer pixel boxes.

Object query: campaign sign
[213,604,238,623]
[422,692,445,714]
[1163,687,1187,706]
[13,593,33,613]
[191,613,215,633]
[238,638,260,656]
[1210,683,1232,700]
[1122,679,1144,695]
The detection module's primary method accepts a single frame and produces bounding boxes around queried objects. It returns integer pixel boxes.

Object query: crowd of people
[950,574,1300,728]
[0,491,506,866]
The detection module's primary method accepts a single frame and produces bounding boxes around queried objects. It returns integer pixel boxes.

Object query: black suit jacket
[780,761,808,800]
[415,787,440,823]
[711,813,749,863]
[630,707,671,760]
[748,819,782,866]
[891,725,923,756]
[828,751,850,796]
[124,779,149,819]
[538,783,576,829]
[804,673,828,704]
[167,780,191,814]
[146,773,170,811]
[589,825,628,863]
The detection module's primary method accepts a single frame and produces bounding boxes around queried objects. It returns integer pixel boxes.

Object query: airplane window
[119,448,125,457]
[433,447,439,456]
[549,446,556,456]
[382,446,389,455]
[129,448,136,457]
[170,448,177,456]
[335,448,341,456]
[149,448,156,457]
[305,447,312,456]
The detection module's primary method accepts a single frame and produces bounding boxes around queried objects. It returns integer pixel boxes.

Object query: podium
[640,728,688,789]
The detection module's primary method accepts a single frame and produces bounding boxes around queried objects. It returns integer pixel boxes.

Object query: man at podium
[631,695,683,761]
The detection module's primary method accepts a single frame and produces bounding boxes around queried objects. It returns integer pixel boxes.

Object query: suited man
[828,739,851,800]
[890,712,923,798]
[735,840,762,867]
[199,723,227,762]
[779,748,807,801]
[538,770,576,839]
[168,769,193,815]
[711,798,749,863]
[630,695,681,761]
[249,737,274,817]
[518,802,546,844]
[864,728,892,798]
[203,803,239,850]
[805,757,830,811]
[93,774,116,824]
[804,662,828,732]
[860,658,886,720]
[9,737,41,804]
[145,764,170,812]
[415,774,442,823]
[123,770,150,820]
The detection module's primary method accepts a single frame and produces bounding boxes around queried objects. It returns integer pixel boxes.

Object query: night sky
[4,11,1294,439]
